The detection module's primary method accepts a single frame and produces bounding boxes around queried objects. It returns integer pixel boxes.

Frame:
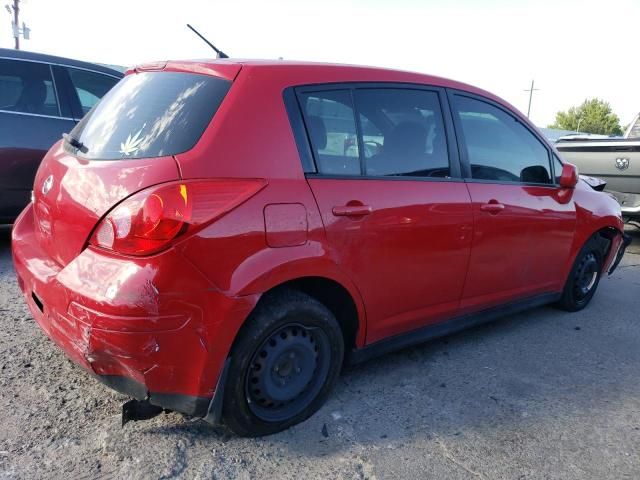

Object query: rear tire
[556,237,605,312]
[222,289,344,437]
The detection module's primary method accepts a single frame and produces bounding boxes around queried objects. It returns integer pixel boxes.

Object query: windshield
[68,71,231,160]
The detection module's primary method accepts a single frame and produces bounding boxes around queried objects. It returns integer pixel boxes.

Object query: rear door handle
[332,205,372,217]
[480,202,505,214]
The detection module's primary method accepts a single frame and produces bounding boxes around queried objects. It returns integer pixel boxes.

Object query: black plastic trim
[203,357,231,425]
[556,144,640,153]
[347,292,561,365]
[608,233,632,275]
[305,173,459,183]
[95,374,210,417]
[463,178,563,188]
[149,392,210,417]
[96,374,147,400]
[283,87,316,173]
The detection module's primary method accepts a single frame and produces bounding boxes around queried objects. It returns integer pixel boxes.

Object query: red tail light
[90,179,266,256]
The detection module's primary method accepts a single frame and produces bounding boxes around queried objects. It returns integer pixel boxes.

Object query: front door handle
[332,205,372,217]
[480,201,505,214]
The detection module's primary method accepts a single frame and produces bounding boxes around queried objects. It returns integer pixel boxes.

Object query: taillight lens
[90,179,266,256]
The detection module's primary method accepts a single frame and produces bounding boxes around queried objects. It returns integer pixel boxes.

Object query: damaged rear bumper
[11,205,257,419]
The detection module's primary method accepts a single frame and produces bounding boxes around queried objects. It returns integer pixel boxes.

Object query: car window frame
[51,65,76,119]
[0,55,124,122]
[0,57,66,120]
[283,82,462,182]
[63,65,120,120]
[446,88,558,187]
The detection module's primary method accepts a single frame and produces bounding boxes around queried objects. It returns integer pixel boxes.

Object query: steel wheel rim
[574,252,599,300]
[245,323,331,422]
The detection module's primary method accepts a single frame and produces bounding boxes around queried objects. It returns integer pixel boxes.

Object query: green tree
[548,98,623,135]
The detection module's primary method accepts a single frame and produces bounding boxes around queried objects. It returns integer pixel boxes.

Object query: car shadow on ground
[0,226,11,246]
[142,254,640,457]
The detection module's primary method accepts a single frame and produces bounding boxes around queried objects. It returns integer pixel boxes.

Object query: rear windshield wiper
[62,133,88,153]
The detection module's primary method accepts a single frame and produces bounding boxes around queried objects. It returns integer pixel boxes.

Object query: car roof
[140,58,521,118]
[136,58,502,99]
[0,48,124,77]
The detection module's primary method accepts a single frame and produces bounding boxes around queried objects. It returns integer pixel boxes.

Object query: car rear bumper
[11,205,257,417]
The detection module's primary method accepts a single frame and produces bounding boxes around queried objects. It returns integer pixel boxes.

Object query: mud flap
[203,358,231,425]
[608,233,632,275]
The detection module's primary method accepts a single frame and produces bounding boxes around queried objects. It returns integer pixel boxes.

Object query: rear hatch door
[32,66,235,266]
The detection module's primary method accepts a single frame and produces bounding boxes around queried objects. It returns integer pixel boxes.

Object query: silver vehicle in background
[556,113,640,223]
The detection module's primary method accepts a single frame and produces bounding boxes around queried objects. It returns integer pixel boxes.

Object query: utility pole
[12,0,18,49]
[524,80,540,118]
[6,0,28,49]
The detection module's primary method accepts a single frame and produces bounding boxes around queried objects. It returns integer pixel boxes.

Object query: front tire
[557,237,605,312]
[222,289,344,437]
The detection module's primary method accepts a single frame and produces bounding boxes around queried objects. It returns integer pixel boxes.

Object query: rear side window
[298,87,449,177]
[298,90,361,175]
[0,59,59,117]
[70,71,231,160]
[452,95,552,184]
[354,88,449,177]
[67,67,119,115]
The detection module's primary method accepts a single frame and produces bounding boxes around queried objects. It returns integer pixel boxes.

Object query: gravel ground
[0,226,639,479]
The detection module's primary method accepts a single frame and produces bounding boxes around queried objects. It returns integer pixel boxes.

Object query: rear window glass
[69,71,231,160]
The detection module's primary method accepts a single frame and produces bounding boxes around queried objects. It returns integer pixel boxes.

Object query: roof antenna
[186,24,229,58]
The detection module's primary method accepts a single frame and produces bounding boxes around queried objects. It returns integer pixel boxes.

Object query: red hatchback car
[12,59,629,436]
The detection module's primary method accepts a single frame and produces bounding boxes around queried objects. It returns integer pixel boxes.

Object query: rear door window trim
[0,109,73,121]
[285,81,463,182]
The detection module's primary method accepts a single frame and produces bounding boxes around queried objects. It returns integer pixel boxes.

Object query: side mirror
[559,163,579,189]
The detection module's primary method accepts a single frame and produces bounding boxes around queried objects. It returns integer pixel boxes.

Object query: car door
[448,91,576,313]
[295,85,473,343]
[0,58,76,223]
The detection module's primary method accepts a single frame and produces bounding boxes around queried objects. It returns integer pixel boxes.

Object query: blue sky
[2,0,639,127]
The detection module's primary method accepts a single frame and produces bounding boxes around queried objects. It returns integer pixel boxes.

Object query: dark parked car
[0,48,122,224]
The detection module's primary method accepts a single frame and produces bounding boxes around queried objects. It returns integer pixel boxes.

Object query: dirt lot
[0,226,639,479]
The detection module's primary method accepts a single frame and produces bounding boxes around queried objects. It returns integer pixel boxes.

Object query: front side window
[0,59,59,117]
[69,71,231,160]
[452,95,552,184]
[354,88,449,177]
[67,67,119,115]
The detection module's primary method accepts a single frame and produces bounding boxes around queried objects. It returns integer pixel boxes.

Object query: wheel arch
[231,256,367,349]
[260,276,362,353]
[564,222,624,282]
